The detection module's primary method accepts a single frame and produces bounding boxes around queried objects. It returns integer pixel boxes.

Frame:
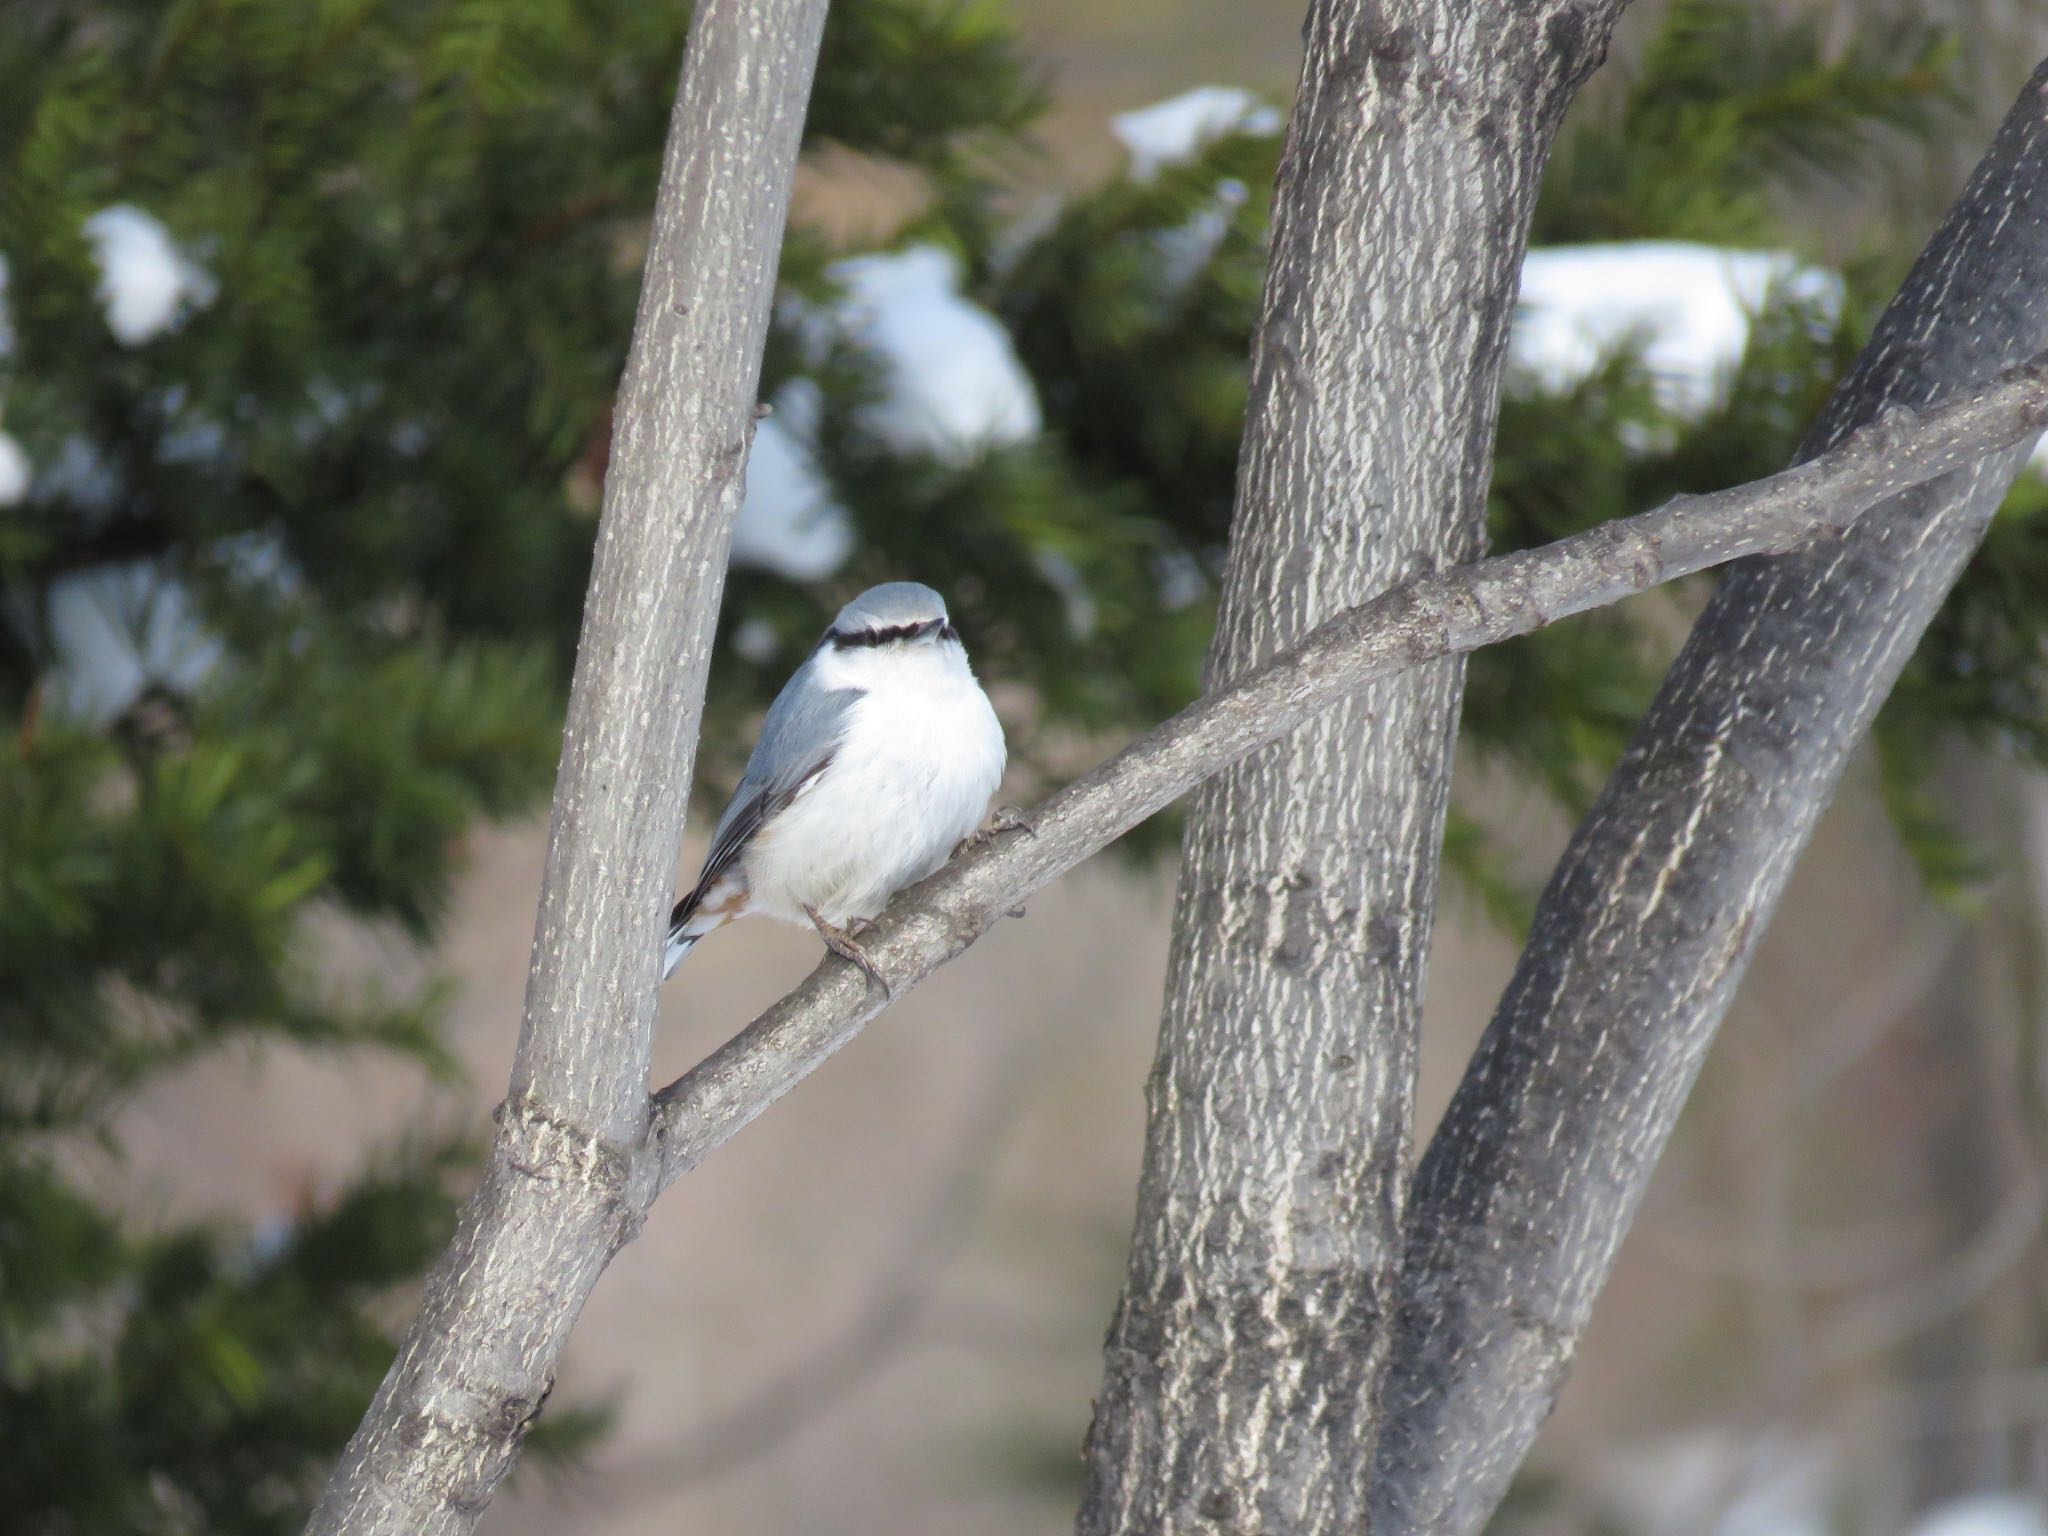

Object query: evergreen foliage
[0,0,2040,1526]
[0,0,1045,1527]
[1531,4,1962,244]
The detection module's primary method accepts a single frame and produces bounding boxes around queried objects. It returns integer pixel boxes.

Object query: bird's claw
[806,905,892,999]
[990,804,1036,837]
[956,804,1037,856]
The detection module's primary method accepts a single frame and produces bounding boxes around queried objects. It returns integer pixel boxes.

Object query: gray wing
[673,661,858,922]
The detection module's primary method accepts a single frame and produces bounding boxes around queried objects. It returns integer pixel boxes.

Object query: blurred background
[5,0,2048,1532]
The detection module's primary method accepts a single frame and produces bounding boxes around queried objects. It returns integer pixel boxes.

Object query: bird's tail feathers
[661,926,699,980]
[661,877,744,981]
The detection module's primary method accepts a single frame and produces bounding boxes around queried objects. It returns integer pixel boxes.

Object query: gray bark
[1072,1,1625,1529]
[298,16,2048,1519]
[304,0,829,1529]
[1370,57,2048,1536]
[649,346,2048,1185]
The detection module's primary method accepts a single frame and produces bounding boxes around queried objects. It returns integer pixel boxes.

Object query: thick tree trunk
[299,14,2048,1525]
[1073,2,1623,1530]
[304,2,829,1529]
[1370,57,2048,1536]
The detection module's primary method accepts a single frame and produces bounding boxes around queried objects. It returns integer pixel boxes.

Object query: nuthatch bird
[665,582,1007,986]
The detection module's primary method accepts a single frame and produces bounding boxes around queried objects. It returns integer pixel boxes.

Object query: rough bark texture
[1072,3,1624,1530]
[304,2,829,1529]
[294,23,2048,1522]
[1370,58,2048,1536]
[643,346,2048,1186]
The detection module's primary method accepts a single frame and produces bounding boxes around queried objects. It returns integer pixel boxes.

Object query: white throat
[812,638,973,694]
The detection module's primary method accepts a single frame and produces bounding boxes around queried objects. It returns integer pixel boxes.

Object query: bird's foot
[990,804,1036,837]
[805,905,891,999]
[956,804,1037,857]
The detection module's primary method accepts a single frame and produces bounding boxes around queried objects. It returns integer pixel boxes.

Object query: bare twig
[1813,1166,2047,1369]
[650,348,2048,1189]
[638,1026,1041,1491]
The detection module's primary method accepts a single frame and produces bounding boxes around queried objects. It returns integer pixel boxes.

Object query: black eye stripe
[827,619,953,649]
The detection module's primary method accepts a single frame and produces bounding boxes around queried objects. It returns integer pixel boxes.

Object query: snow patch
[1154,176,1251,294]
[1113,87,1282,182]
[41,560,222,723]
[823,245,1040,458]
[1512,242,1841,418]
[1152,548,1209,611]
[154,384,231,468]
[733,246,1040,583]
[21,530,293,723]
[0,256,17,503]
[1512,242,2048,472]
[35,435,120,511]
[732,618,780,664]
[0,432,28,507]
[1033,548,1098,638]
[1914,1495,2048,1536]
[732,381,854,582]
[83,204,217,346]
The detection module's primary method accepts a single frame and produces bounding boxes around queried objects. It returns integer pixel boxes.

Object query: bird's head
[822,582,961,653]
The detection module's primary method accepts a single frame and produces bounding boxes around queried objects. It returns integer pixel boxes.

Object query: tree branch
[301,34,2048,1527]
[304,1,830,1529]
[1370,57,2048,1536]
[650,346,2048,1191]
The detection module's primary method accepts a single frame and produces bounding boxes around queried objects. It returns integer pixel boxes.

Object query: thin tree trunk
[297,17,2048,1522]
[1073,2,1623,1530]
[1370,57,2048,1536]
[304,1,829,1529]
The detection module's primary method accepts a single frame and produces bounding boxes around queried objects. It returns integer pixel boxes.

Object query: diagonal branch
[649,347,2048,1189]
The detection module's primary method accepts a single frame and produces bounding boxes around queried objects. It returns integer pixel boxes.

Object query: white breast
[742,641,1005,927]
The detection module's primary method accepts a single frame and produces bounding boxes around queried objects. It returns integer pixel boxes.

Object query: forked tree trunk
[1370,57,2048,1536]
[302,6,2048,1531]
[1074,1,1624,1530]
